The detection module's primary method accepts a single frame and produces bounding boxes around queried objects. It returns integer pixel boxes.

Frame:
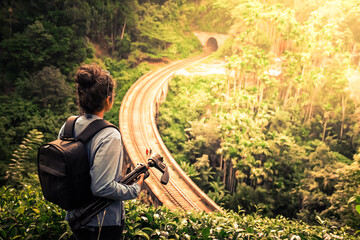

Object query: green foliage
[185,117,221,165]
[212,37,234,58]
[0,94,74,164]
[123,199,357,239]
[158,67,360,229]
[0,131,357,239]
[157,0,360,231]
[1,182,356,240]
[83,0,201,64]
[180,154,216,191]
[1,0,360,237]
[7,129,44,188]
[131,1,202,62]
[17,66,73,111]
[180,161,201,181]
[186,1,233,34]
[326,158,360,229]
[353,196,360,215]
[1,129,69,238]
[207,179,229,206]
[0,19,91,86]
[0,0,202,191]
[0,183,70,240]
[0,0,92,162]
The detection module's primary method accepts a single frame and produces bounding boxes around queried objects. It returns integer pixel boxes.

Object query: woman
[58,64,144,240]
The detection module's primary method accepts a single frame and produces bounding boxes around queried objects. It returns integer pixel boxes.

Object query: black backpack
[37,116,118,210]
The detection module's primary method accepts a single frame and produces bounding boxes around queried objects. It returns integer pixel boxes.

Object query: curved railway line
[119,54,221,213]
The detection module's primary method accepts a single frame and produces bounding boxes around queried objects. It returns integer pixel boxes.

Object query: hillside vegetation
[158,0,360,235]
[0,0,200,168]
[1,0,360,239]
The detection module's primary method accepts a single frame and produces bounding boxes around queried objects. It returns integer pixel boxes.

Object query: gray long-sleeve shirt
[59,114,141,227]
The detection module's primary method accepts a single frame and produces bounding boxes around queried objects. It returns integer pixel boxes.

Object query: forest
[158,0,360,235]
[0,0,360,239]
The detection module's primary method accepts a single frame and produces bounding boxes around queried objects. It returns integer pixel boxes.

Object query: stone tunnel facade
[193,31,229,52]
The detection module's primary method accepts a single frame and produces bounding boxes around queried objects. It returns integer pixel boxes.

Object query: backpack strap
[63,116,80,138]
[77,119,119,143]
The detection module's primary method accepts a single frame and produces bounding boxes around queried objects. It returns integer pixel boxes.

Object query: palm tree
[321,104,332,142]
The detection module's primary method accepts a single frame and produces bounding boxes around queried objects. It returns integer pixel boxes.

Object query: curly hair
[75,64,115,114]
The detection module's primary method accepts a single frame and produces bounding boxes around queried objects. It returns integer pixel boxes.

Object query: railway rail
[119,54,221,213]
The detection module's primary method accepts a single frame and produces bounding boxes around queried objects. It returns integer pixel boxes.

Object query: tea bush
[0,177,71,240]
[122,199,358,239]
[1,181,358,240]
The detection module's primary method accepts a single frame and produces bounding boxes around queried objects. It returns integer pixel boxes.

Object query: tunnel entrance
[206,37,218,52]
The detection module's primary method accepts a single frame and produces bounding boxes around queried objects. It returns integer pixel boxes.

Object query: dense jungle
[0,0,360,239]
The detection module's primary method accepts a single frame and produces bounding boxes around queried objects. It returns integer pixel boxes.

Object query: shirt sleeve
[89,130,141,201]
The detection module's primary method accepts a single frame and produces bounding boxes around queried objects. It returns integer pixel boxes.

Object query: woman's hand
[137,173,145,186]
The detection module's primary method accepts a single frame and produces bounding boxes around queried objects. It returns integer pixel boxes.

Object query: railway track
[119,54,221,213]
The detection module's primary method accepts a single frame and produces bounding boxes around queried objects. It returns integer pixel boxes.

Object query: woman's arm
[89,131,141,201]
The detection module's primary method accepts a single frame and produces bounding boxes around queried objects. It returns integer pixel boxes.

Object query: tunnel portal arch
[193,31,228,52]
[206,37,218,52]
